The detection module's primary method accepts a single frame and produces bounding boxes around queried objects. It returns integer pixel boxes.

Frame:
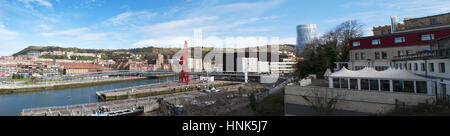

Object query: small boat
[90,106,144,116]
[210,86,220,92]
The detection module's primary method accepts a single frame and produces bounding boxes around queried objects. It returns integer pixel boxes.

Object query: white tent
[330,67,428,80]
[328,67,432,94]
[323,68,332,79]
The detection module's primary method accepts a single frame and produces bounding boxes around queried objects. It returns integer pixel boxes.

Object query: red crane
[178,41,189,84]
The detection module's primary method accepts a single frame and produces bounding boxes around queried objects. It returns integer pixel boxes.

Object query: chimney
[390,16,398,33]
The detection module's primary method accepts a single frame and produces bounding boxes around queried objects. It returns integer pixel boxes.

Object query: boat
[210,86,220,92]
[90,106,144,116]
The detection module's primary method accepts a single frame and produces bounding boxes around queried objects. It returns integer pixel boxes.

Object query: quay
[19,81,248,116]
[19,90,208,116]
[95,80,240,101]
[0,77,148,94]
[19,97,159,116]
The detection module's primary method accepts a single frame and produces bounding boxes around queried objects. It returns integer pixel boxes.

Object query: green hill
[12,44,296,61]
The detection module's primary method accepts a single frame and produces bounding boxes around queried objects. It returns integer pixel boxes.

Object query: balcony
[393,48,450,61]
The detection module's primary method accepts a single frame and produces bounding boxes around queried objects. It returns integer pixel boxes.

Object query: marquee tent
[328,67,432,94]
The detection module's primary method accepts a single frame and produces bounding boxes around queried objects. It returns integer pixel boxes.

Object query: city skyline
[1,0,450,56]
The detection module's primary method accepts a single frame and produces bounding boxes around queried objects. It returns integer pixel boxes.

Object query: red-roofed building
[59,62,112,74]
[0,63,18,75]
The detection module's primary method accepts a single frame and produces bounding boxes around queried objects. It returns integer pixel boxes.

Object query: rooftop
[404,12,450,21]
[330,67,429,80]
[352,25,450,40]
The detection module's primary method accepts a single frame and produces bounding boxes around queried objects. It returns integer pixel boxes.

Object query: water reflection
[0,77,172,116]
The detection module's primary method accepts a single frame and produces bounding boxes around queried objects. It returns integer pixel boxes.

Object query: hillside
[13,44,297,61]
[13,46,182,60]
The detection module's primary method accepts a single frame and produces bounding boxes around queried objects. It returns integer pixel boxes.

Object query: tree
[334,20,364,61]
[302,88,347,115]
[295,20,364,79]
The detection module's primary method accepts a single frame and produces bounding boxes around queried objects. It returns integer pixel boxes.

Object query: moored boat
[90,106,144,116]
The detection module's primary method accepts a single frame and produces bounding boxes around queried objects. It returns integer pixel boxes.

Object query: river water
[0,77,174,116]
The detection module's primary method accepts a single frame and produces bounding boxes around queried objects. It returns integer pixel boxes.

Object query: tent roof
[324,68,332,77]
[330,67,429,80]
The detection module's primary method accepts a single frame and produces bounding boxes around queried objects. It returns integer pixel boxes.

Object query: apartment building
[349,13,450,71]
[59,62,112,74]
[0,64,18,75]
[392,36,450,99]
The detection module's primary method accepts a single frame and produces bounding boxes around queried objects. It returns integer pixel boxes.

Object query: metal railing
[393,48,450,61]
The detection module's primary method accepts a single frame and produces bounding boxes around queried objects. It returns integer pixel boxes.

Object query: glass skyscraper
[296,24,317,56]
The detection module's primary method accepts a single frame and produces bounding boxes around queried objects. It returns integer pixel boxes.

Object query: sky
[0,0,449,56]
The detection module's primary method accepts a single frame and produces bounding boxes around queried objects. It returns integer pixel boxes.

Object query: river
[0,77,174,116]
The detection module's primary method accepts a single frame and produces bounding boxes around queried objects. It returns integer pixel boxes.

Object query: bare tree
[301,88,347,116]
[335,20,364,61]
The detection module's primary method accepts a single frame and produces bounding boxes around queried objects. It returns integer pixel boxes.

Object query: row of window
[395,62,446,73]
[354,66,390,71]
[352,34,435,47]
[397,50,414,56]
[354,51,387,60]
[332,78,428,93]
[354,52,365,60]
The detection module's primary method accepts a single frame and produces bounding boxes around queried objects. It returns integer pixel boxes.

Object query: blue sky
[0,0,449,56]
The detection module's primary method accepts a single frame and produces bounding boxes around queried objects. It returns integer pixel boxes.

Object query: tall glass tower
[297,24,317,56]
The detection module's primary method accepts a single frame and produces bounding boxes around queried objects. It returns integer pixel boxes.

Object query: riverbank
[147,74,176,79]
[0,77,149,95]
[97,81,239,101]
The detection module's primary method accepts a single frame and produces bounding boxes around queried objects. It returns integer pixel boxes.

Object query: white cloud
[105,12,133,25]
[75,33,110,41]
[38,23,52,30]
[102,11,156,26]
[280,37,296,45]
[39,27,112,42]
[339,0,450,19]
[235,27,273,33]
[0,22,22,56]
[212,0,284,14]
[324,11,381,23]
[362,27,373,36]
[141,16,219,36]
[40,27,89,37]
[133,36,192,48]
[0,22,19,40]
[380,0,450,14]
[326,0,450,37]
[133,36,295,49]
[230,16,277,26]
[162,6,183,17]
[76,0,104,8]
[0,42,27,56]
[197,16,278,36]
[43,17,58,23]
[140,15,278,37]
[18,0,53,9]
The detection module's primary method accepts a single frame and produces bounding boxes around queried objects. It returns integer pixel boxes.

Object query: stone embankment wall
[285,85,436,114]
